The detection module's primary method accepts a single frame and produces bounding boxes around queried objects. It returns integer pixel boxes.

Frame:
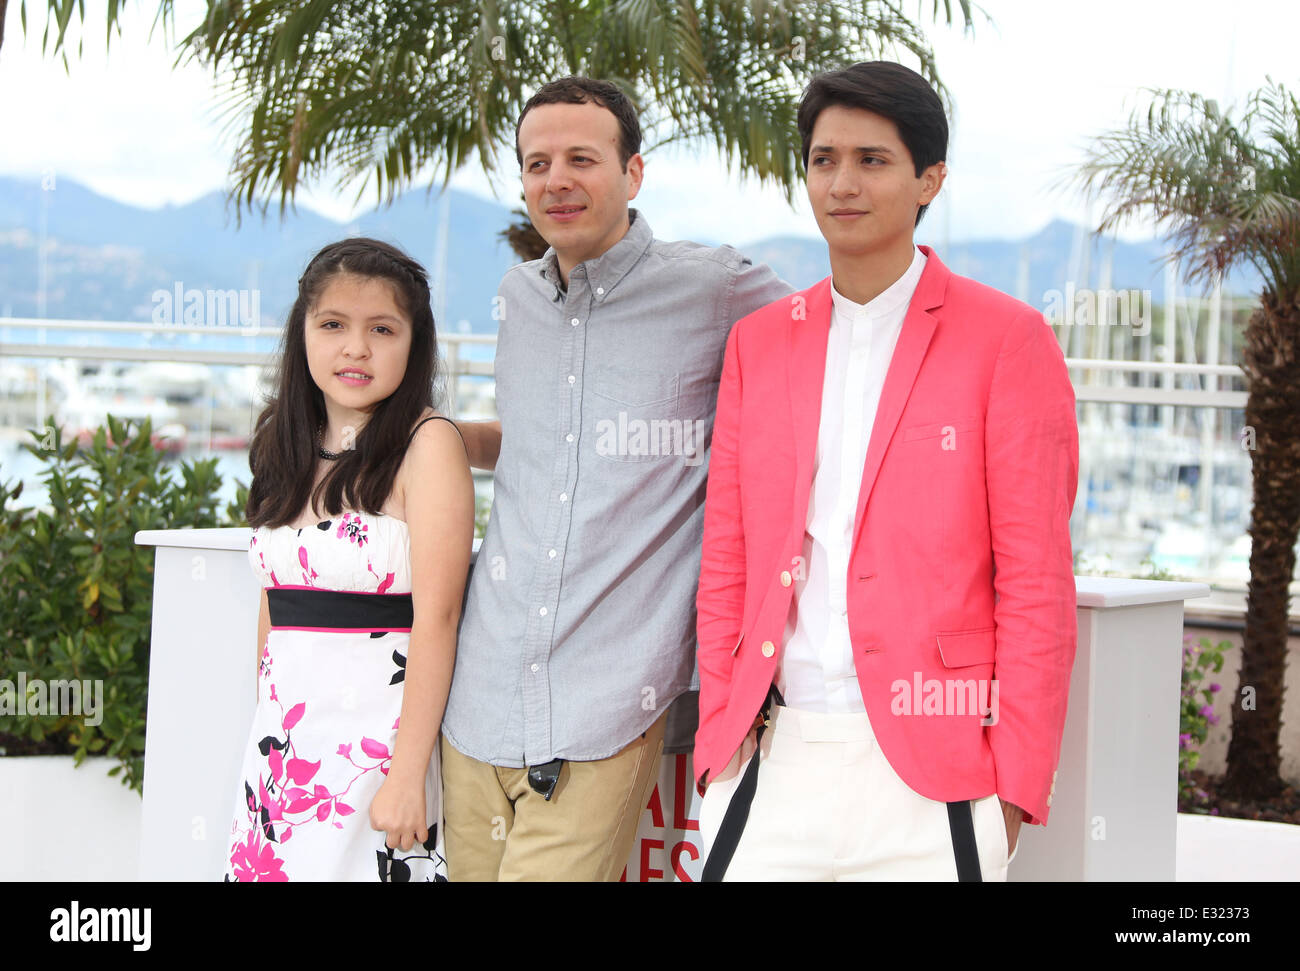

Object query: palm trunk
[1221,292,1300,801]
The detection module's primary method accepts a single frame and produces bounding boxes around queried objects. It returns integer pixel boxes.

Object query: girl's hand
[369,774,428,851]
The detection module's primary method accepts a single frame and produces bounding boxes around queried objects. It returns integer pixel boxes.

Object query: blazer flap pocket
[936,627,997,667]
[901,417,981,442]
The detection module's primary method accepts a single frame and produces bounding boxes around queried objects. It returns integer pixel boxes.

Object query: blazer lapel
[787,278,833,540]
[850,249,948,552]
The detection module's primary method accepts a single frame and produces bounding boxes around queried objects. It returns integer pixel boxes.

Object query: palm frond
[1070,83,1300,295]
[25,0,978,216]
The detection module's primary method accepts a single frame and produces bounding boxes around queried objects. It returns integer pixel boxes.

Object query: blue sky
[1,0,1295,247]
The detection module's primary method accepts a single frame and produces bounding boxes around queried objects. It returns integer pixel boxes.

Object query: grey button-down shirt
[443,208,792,766]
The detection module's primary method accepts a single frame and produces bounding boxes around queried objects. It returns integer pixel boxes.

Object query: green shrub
[0,415,247,792]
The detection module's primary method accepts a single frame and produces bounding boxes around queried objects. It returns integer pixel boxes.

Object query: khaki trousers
[441,712,667,881]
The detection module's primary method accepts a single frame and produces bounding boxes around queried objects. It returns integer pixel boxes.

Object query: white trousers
[699,705,1017,881]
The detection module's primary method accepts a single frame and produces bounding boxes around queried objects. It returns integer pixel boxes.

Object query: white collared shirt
[777,246,928,713]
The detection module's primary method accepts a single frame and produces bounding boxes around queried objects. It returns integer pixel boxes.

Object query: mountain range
[0,175,1264,334]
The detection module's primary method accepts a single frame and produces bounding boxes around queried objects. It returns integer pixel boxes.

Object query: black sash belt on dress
[266,587,414,631]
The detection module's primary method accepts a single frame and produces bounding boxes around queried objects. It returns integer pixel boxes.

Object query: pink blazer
[694,247,1079,826]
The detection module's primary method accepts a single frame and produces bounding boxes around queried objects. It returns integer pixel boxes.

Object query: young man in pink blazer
[694,61,1079,880]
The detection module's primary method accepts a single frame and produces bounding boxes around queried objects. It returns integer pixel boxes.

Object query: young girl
[224,238,474,881]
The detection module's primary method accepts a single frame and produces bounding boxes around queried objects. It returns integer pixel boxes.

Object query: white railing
[0,317,1252,408]
[0,317,496,365]
[0,318,498,422]
[1065,359,1246,408]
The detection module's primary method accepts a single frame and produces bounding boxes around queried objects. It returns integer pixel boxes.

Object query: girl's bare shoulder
[402,410,468,473]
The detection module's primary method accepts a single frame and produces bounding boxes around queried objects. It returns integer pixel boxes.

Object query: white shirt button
[531,663,539,673]
[559,492,568,502]
[567,374,576,384]
[538,606,548,616]
[570,317,580,326]
[596,287,605,295]
[548,549,557,558]
[566,433,574,442]
[761,641,776,658]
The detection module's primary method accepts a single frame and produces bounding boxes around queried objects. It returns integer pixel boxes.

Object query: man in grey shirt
[445,76,791,881]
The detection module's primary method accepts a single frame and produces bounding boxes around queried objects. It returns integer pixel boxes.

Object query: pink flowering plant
[1180,634,1231,811]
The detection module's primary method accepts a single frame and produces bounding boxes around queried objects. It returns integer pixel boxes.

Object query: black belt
[266,587,414,631]
[701,685,984,881]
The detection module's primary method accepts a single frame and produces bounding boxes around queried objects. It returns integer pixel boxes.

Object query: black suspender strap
[700,684,784,882]
[946,800,983,881]
[702,685,985,882]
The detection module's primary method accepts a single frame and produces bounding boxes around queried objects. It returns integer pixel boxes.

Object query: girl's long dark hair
[246,238,441,528]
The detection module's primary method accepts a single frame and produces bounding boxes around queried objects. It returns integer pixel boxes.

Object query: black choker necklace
[317,422,341,461]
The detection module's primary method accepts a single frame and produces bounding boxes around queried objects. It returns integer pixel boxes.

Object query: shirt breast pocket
[587,367,684,463]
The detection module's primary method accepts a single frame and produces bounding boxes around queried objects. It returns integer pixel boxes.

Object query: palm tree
[1074,82,1300,802]
[10,0,978,255]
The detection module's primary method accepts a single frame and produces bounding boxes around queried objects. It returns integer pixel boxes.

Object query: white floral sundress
[224,510,446,882]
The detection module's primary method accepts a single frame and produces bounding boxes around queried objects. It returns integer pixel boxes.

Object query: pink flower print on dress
[366,556,396,591]
[229,829,288,882]
[298,546,318,585]
[283,702,306,731]
[259,777,285,824]
[336,512,370,547]
[286,757,321,786]
[360,737,391,760]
